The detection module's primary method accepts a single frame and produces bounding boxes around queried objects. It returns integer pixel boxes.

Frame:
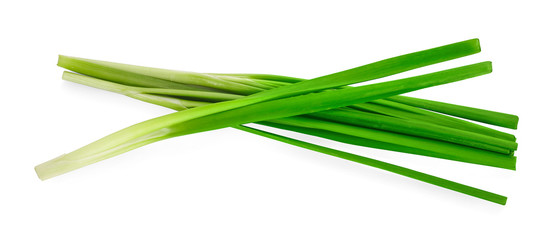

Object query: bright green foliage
[35,39,517,205]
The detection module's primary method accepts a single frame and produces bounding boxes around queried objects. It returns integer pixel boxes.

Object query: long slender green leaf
[387,95,519,129]
[235,125,507,205]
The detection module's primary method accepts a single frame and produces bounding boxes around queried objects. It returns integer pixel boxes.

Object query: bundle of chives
[36,39,518,205]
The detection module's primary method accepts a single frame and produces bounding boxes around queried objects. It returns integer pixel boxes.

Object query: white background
[1,1,554,239]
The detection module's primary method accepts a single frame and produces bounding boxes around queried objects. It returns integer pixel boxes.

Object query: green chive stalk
[386,95,519,129]
[236,125,507,205]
